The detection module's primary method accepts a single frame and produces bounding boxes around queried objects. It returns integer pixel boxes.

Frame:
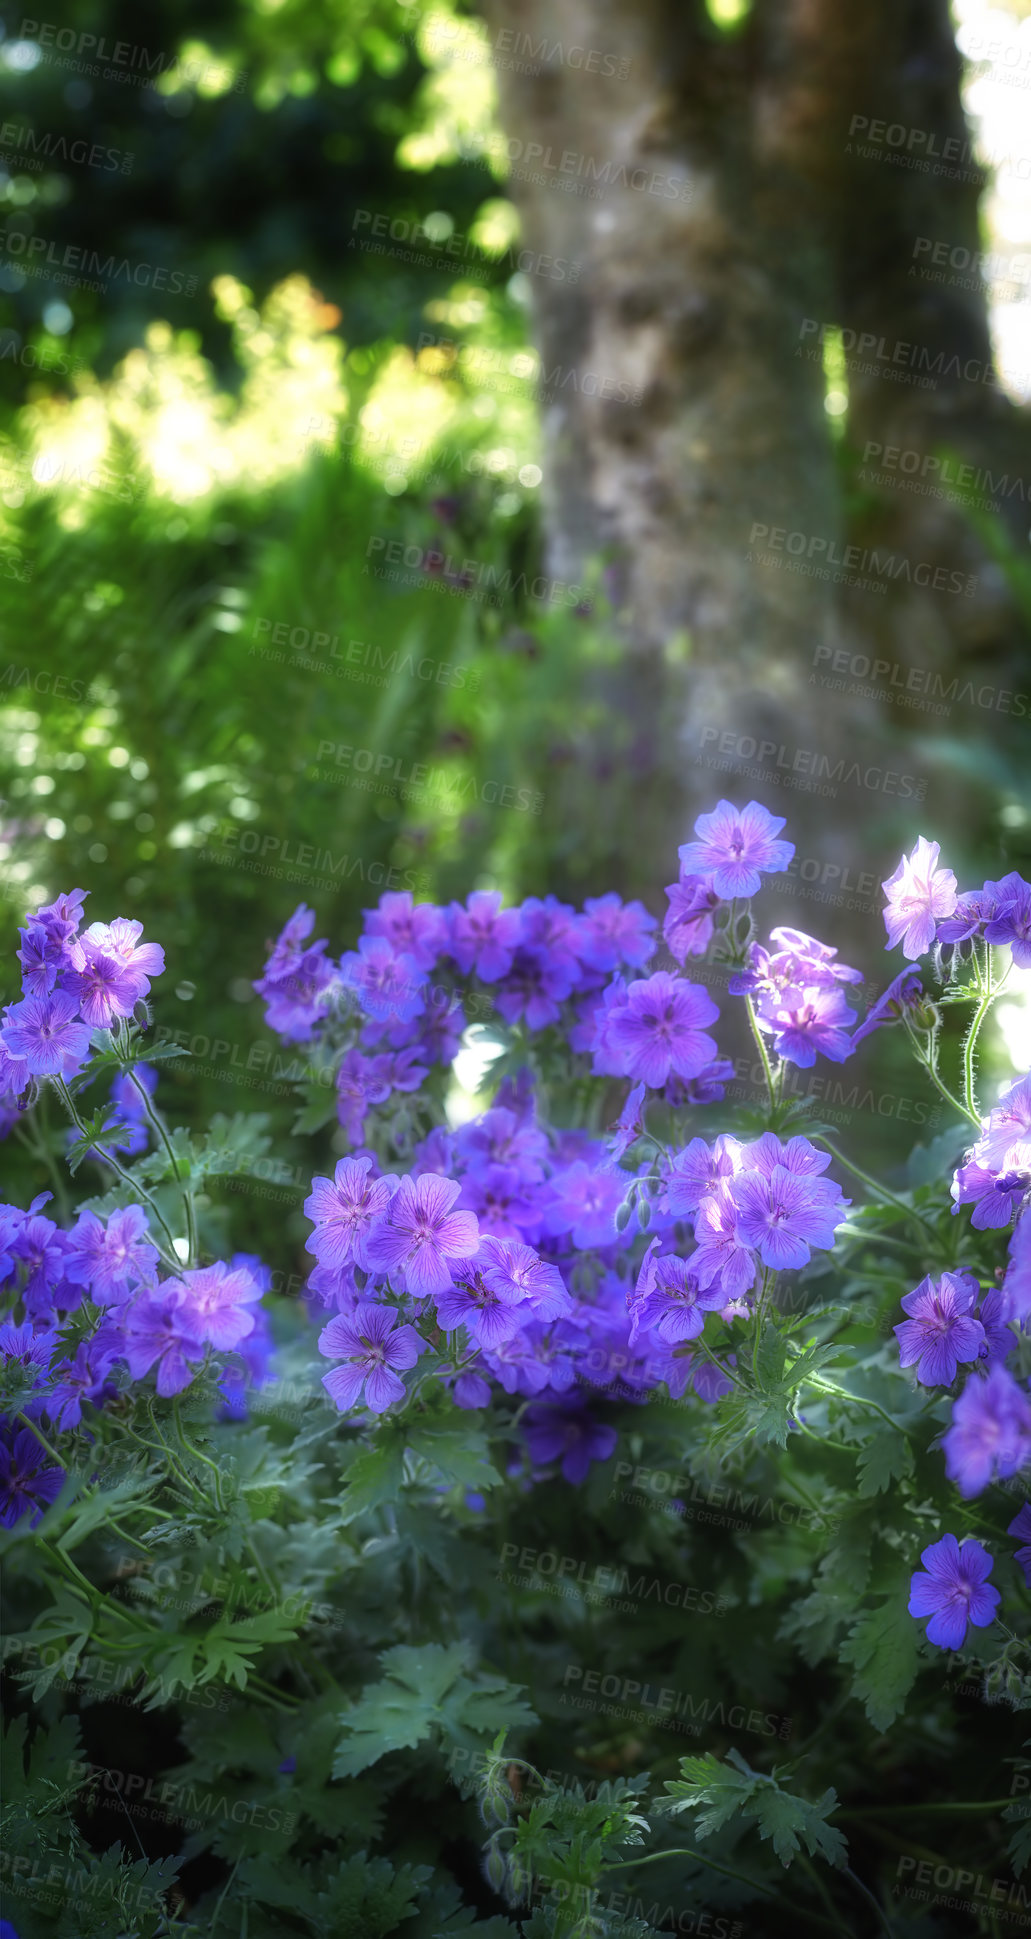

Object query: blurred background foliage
[0,0,1029,1232]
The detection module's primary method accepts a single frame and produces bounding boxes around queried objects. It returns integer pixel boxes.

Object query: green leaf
[840,1593,923,1731]
[333,1643,535,1779]
[665,1747,847,1871]
[405,1421,502,1491]
[856,1428,914,1498]
[339,1433,406,1521]
[1005,1804,1031,1877]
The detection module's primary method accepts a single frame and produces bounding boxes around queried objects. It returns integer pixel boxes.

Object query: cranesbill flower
[663,873,722,963]
[1,989,91,1080]
[952,1160,1028,1231]
[107,1063,157,1156]
[1008,1502,1031,1586]
[304,1155,398,1272]
[457,1163,540,1241]
[664,1135,742,1217]
[447,891,523,982]
[45,1327,123,1431]
[477,1237,572,1320]
[1004,1215,1031,1327]
[766,928,863,987]
[688,1187,759,1300]
[522,1398,618,1484]
[364,1172,480,1297]
[340,935,426,1027]
[65,948,142,1030]
[123,1285,206,1397]
[731,1165,848,1270]
[64,1205,159,1305]
[943,1363,1031,1496]
[176,1261,263,1351]
[541,1160,626,1249]
[455,1106,549,1184]
[578,893,657,972]
[850,968,925,1049]
[679,800,794,899]
[976,1076,1031,1175]
[754,983,856,1068]
[737,1133,832,1180]
[319,1302,426,1413]
[894,1272,985,1385]
[494,948,578,1030]
[882,837,958,959]
[983,873,1031,968]
[519,895,585,975]
[364,891,447,971]
[606,972,720,1088]
[10,1213,77,1319]
[908,1534,999,1649]
[17,920,62,997]
[335,1047,392,1143]
[434,1269,525,1348]
[0,1319,58,1414]
[629,1247,724,1346]
[0,1421,65,1528]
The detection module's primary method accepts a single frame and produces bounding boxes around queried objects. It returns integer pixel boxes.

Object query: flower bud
[133,999,151,1028]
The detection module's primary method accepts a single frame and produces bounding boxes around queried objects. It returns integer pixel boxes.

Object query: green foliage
[333,1643,536,1777]
[664,1746,847,1870]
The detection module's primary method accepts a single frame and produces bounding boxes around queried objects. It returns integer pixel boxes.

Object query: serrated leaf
[840,1592,922,1731]
[406,1421,502,1491]
[1005,1805,1031,1876]
[340,1434,405,1521]
[665,1747,847,1872]
[856,1428,914,1498]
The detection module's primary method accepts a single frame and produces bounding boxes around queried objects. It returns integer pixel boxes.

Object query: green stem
[173,1397,226,1512]
[53,1077,181,1262]
[963,952,994,1121]
[16,1410,64,1468]
[745,995,778,1120]
[126,1062,198,1266]
[806,1377,911,1438]
[902,1021,980,1131]
[843,1862,896,1939]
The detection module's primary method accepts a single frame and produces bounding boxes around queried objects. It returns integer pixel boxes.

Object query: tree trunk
[479,0,1029,901]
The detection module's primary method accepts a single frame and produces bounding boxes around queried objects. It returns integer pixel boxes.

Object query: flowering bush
[2,802,1030,1938]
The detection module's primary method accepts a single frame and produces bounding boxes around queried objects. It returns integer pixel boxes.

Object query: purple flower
[1008,1502,1031,1586]
[447,892,523,982]
[455,1106,549,1184]
[1,989,91,1080]
[1003,1214,1031,1326]
[663,873,722,963]
[606,972,720,1089]
[123,1284,206,1397]
[304,1155,398,1271]
[522,1398,618,1484]
[66,946,145,1029]
[335,1047,392,1142]
[45,1326,122,1430]
[679,800,794,899]
[254,906,336,1040]
[64,1206,159,1305]
[541,1161,626,1249]
[9,1213,77,1319]
[364,1173,480,1297]
[578,893,657,972]
[984,875,1031,968]
[340,935,426,1026]
[664,1135,742,1217]
[850,969,925,1049]
[630,1245,724,1345]
[318,1301,426,1413]
[755,983,856,1068]
[364,891,447,970]
[477,1237,572,1319]
[882,837,958,959]
[0,1319,58,1413]
[0,1422,65,1528]
[434,1269,525,1348]
[731,1165,849,1270]
[76,917,164,985]
[494,948,578,1030]
[908,1535,999,1649]
[107,1063,157,1156]
[688,1187,759,1299]
[176,1261,263,1351]
[943,1364,1031,1497]
[894,1272,985,1386]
